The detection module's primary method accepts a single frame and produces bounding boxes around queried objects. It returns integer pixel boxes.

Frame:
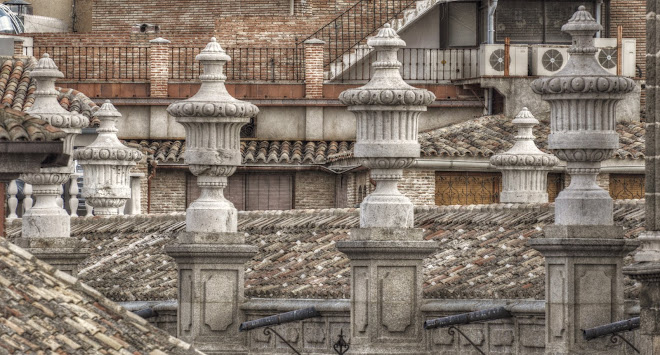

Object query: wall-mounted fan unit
[531,46,569,76]
[479,44,528,76]
[593,38,637,77]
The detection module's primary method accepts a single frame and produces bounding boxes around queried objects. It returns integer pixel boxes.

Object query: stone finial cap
[30,54,64,79]
[196,37,231,62]
[367,24,406,49]
[511,107,539,126]
[561,5,602,33]
[96,100,122,118]
[149,37,171,44]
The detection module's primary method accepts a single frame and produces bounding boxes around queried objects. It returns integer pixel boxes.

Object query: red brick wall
[150,168,187,213]
[294,171,336,209]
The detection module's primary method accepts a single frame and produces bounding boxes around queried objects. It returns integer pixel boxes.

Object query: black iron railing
[332,47,480,82]
[298,0,417,68]
[170,46,304,82]
[33,46,149,81]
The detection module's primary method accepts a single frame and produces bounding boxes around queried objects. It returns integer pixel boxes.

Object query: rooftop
[0,107,65,142]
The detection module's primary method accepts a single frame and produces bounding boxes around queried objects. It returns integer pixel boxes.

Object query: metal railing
[170,46,304,82]
[33,46,149,81]
[333,47,480,82]
[298,0,416,68]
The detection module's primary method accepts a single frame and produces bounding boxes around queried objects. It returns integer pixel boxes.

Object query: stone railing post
[335,24,438,354]
[623,0,660,353]
[528,7,638,354]
[7,179,18,219]
[74,100,142,216]
[490,107,558,203]
[149,37,171,98]
[304,39,325,99]
[17,53,90,275]
[68,174,80,217]
[165,37,259,354]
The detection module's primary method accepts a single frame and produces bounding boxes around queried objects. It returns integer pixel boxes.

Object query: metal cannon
[583,317,640,353]
[424,306,512,330]
[239,307,321,332]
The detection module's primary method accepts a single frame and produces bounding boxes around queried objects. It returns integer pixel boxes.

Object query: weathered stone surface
[490,107,558,204]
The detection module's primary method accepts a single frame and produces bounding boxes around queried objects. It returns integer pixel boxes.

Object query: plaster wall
[399,6,440,49]
[254,107,306,140]
[481,77,641,121]
[29,0,73,31]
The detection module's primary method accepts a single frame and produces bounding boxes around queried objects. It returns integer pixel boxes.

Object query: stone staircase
[327,0,443,81]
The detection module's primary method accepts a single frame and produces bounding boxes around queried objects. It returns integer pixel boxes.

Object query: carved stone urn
[74,100,142,215]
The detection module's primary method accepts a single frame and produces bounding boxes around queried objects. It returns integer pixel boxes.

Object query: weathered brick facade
[149,168,187,213]
[294,170,336,209]
[398,169,436,206]
[304,40,325,98]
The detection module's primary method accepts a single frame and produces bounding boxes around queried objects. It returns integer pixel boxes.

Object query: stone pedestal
[167,234,256,354]
[336,230,436,355]
[164,37,259,354]
[529,226,637,354]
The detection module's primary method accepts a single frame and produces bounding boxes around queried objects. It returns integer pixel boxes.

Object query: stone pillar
[490,107,558,203]
[125,172,144,215]
[304,39,325,99]
[335,24,437,355]
[74,101,142,215]
[165,37,259,354]
[622,0,660,353]
[527,7,638,354]
[149,37,170,98]
[17,54,90,274]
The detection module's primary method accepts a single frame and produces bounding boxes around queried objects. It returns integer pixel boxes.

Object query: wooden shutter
[610,174,645,200]
[546,173,564,203]
[186,173,201,207]
[245,173,293,210]
[435,172,501,205]
[335,175,348,208]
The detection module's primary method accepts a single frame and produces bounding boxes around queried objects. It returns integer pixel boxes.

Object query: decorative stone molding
[530,6,634,226]
[338,24,435,229]
[74,101,142,216]
[490,108,558,204]
[165,37,258,354]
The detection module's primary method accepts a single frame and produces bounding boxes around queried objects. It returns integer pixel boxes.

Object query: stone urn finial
[490,108,559,203]
[530,6,635,225]
[167,37,259,234]
[74,100,142,215]
[339,23,435,229]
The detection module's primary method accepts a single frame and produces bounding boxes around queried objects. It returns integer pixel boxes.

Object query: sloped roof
[0,107,65,141]
[0,236,201,354]
[0,58,99,125]
[419,115,644,160]
[123,139,355,165]
[6,201,644,302]
[130,116,645,165]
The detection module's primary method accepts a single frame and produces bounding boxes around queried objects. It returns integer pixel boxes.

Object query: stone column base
[529,226,638,355]
[166,233,257,355]
[336,229,437,355]
[624,252,660,354]
[14,237,90,275]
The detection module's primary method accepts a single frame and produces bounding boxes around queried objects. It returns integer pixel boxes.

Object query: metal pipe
[487,0,498,44]
[583,317,640,340]
[424,307,512,330]
[595,0,603,38]
[133,308,159,319]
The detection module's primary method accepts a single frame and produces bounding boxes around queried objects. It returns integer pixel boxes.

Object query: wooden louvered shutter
[225,174,246,211]
[336,175,348,208]
[186,173,201,207]
[245,173,293,210]
[609,174,645,200]
[546,173,564,203]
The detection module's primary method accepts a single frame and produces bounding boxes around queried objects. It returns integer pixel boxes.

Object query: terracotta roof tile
[0,58,99,126]
[5,200,645,302]
[128,116,644,165]
[0,107,66,142]
[0,236,202,354]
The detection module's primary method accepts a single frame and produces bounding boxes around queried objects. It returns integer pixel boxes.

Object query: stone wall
[398,169,436,206]
[294,171,336,209]
[149,168,187,213]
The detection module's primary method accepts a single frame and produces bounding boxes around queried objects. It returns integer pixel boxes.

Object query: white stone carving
[490,108,558,203]
[74,101,142,215]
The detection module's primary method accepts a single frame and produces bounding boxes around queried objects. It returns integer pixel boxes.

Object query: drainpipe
[595,0,603,38]
[146,161,157,214]
[486,0,498,115]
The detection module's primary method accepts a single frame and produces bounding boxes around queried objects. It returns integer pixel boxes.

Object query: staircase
[297,0,445,82]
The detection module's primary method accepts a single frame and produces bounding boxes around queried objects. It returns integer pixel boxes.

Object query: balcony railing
[33,46,150,81]
[170,46,304,82]
[332,47,480,83]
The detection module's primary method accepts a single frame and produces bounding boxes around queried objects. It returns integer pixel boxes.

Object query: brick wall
[294,171,336,209]
[150,168,187,213]
[398,169,436,206]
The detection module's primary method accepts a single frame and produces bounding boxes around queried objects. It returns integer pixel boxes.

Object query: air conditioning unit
[531,46,569,76]
[593,38,637,77]
[479,44,528,77]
